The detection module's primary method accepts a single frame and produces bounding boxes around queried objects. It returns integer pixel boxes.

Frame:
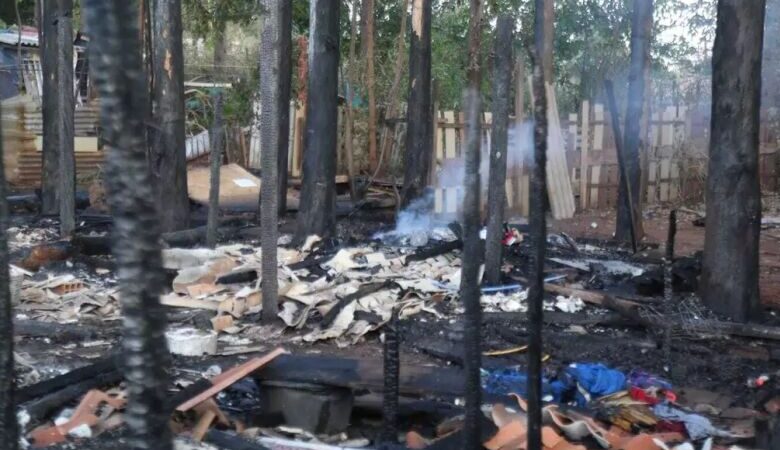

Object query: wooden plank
[593,104,604,151]
[435,110,445,162]
[545,84,576,219]
[177,348,287,412]
[670,161,680,201]
[443,111,457,160]
[34,136,99,153]
[580,101,590,210]
[661,107,674,147]
[434,188,444,214]
[589,165,601,208]
[646,160,657,202]
[659,159,670,201]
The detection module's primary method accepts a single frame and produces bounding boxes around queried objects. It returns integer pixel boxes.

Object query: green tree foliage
[0,0,35,28]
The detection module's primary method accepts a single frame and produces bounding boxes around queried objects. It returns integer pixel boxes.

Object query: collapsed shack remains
[4,210,780,449]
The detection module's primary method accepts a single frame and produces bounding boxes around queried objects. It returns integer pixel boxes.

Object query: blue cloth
[482,368,566,401]
[565,363,626,406]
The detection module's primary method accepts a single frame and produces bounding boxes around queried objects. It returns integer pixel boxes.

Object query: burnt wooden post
[663,209,676,361]
[542,0,554,82]
[701,0,766,322]
[295,0,340,240]
[83,1,172,448]
[0,102,19,450]
[40,1,59,215]
[616,0,652,243]
[605,80,638,253]
[528,0,550,448]
[381,309,399,443]
[57,0,76,236]
[260,0,282,321]
[401,0,432,207]
[461,0,484,447]
[277,1,293,215]
[484,16,513,286]
[151,0,190,232]
[206,93,224,249]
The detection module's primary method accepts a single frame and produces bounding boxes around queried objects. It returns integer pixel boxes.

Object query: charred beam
[57,0,76,236]
[207,93,224,249]
[604,80,638,253]
[260,0,283,322]
[461,0,484,447]
[83,0,173,448]
[277,1,293,215]
[528,0,550,448]
[381,310,400,443]
[0,94,18,450]
[295,0,340,240]
[401,0,433,207]
[484,16,513,286]
[41,1,58,216]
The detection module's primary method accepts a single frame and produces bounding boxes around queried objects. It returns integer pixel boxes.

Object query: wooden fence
[564,102,779,209]
[432,85,576,220]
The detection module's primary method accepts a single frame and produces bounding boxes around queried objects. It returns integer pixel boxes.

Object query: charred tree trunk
[461,0,483,447]
[484,16,513,286]
[701,0,766,322]
[82,1,173,449]
[528,0,551,449]
[260,0,282,322]
[542,0,554,82]
[150,0,189,232]
[378,0,409,176]
[345,0,360,201]
[363,0,378,173]
[0,103,19,450]
[206,93,224,249]
[57,0,76,237]
[401,0,432,207]
[41,1,58,215]
[295,0,340,241]
[616,0,652,243]
[277,2,293,215]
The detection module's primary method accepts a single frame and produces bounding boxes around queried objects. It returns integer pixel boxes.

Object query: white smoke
[376,119,535,245]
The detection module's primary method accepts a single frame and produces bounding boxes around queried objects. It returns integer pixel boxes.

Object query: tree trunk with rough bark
[616,0,652,243]
[461,0,483,447]
[363,0,378,173]
[277,1,293,215]
[57,0,76,237]
[295,0,340,241]
[82,1,173,449]
[378,0,409,176]
[206,93,223,249]
[345,0,360,200]
[484,16,513,286]
[260,0,282,322]
[0,102,19,450]
[151,0,189,232]
[542,0,554,82]
[41,0,59,215]
[701,0,766,322]
[401,0,432,207]
[528,1,551,449]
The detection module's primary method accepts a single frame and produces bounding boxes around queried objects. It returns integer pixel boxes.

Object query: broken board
[187,163,261,211]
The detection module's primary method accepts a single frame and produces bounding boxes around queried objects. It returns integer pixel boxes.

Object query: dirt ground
[550,204,780,310]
